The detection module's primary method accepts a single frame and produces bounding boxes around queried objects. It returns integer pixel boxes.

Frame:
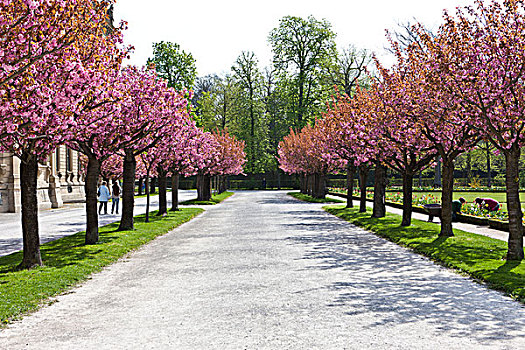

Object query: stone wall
[0,147,85,213]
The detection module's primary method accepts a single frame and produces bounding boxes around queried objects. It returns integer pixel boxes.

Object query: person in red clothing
[474,197,500,212]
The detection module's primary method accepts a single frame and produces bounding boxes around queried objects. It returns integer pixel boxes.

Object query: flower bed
[328,188,518,231]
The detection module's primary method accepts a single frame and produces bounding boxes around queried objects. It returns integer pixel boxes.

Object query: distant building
[0,147,85,213]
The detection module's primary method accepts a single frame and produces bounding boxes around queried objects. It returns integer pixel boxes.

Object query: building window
[55,148,60,173]
[66,148,73,172]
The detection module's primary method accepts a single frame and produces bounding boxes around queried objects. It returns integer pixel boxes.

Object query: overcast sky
[114,0,470,77]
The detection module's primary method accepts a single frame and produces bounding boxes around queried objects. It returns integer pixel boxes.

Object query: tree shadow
[281,204,525,343]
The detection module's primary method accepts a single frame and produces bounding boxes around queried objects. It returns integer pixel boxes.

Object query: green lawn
[324,205,525,303]
[179,191,234,205]
[0,208,203,325]
[288,192,344,203]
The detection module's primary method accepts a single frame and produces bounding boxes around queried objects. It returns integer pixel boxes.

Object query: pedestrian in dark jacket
[111,181,121,214]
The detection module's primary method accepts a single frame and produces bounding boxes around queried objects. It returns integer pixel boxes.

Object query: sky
[113,0,470,77]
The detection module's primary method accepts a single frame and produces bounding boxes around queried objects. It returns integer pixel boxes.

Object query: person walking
[111,181,121,215]
[98,181,111,215]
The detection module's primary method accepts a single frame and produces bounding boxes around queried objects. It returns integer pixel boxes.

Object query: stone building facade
[0,147,85,213]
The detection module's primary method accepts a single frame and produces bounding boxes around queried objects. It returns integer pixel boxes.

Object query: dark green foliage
[268,15,337,128]
[148,41,197,90]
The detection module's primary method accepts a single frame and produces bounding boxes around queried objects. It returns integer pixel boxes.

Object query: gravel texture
[1,190,524,349]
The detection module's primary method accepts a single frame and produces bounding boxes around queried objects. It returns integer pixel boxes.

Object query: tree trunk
[312,173,326,199]
[170,173,180,211]
[358,166,368,213]
[150,177,157,194]
[372,162,386,218]
[401,171,414,226]
[306,174,311,196]
[300,174,307,194]
[504,146,524,260]
[157,167,167,216]
[118,150,136,231]
[440,159,455,237]
[19,152,42,269]
[137,177,143,195]
[486,142,492,188]
[346,162,355,208]
[145,170,150,223]
[218,175,228,193]
[85,156,101,245]
[197,174,211,201]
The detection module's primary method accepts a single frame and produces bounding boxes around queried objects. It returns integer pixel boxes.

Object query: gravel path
[1,191,524,349]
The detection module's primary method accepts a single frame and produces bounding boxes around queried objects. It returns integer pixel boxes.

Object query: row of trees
[0,0,246,269]
[278,0,525,261]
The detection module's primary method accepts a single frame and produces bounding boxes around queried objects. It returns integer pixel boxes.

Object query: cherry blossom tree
[0,0,119,268]
[115,66,190,231]
[317,90,377,210]
[0,0,115,88]
[157,123,208,212]
[372,62,438,226]
[195,129,246,201]
[279,124,342,199]
[419,0,525,257]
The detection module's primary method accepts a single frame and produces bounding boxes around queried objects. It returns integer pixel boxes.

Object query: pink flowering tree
[195,129,246,201]
[279,124,342,199]
[0,0,113,88]
[115,66,190,231]
[0,0,118,268]
[155,122,207,212]
[66,24,129,245]
[371,62,438,226]
[421,0,525,258]
[317,90,379,210]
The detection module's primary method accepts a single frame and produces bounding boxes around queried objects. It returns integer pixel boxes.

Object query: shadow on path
[281,203,525,343]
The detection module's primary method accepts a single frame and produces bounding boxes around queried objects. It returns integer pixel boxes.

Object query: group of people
[452,196,500,220]
[97,181,121,215]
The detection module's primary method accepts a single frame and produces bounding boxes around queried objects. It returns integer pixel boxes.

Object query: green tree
[147,41,197,90]
[231,52,271,173]
[262,67,293,169]
[268,15,337,128]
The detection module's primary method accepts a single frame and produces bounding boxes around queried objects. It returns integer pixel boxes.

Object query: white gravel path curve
[1,191,524,349]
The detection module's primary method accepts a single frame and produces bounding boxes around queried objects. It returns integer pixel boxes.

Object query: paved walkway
[1,191,524,349]
[0,190,197,257]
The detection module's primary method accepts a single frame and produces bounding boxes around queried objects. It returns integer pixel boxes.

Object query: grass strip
[180,191,234,205]
[324,205,525,303]
[0,208,203,324]
[288,191,344,203]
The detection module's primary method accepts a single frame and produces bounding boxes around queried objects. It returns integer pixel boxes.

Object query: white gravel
[1,191,524,349]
